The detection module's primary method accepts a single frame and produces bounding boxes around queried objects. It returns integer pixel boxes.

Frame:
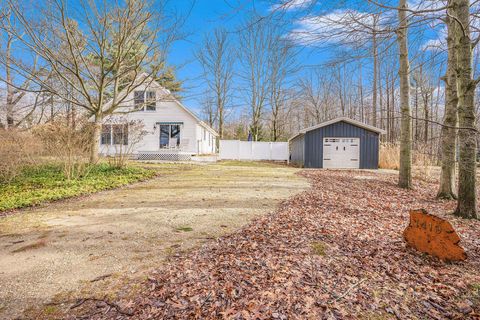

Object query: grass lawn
[0,163,156,212]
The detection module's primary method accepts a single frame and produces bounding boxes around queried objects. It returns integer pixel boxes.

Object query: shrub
[0,129,43,183]
[102,118,147,169]
[33,119,93,180]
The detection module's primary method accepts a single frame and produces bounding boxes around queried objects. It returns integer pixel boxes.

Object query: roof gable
[103,73,218,136]
[289,117,386,141]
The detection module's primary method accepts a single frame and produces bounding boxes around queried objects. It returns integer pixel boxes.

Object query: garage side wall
[304,121,379,169]
[289,135,305,166]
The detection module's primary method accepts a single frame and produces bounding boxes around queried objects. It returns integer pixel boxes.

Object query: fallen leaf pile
[69,170,480,319]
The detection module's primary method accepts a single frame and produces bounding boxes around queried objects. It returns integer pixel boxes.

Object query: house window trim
[134,90,157,112]
[101,124,129,146]
[159,123,182,149]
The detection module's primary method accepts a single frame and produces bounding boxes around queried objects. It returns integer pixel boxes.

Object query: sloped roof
[102,73,218,136]
[289,117,386,141]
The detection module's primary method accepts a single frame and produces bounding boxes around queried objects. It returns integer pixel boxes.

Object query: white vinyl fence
[219,140,289,161]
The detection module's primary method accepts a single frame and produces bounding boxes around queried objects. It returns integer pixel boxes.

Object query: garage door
[323,138,360,169]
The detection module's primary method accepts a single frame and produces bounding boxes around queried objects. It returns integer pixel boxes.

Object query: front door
[159,124,181,149]
[159,125,170,148]
[323,138,360,169]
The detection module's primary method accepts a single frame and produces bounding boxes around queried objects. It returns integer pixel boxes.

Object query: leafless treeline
[198,0,480,151]
[197,0,480,218]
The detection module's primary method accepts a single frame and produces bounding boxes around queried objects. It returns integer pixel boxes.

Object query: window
[159,124,181,148]
[146,91,156,111]
[101,124,128,145]
[134,91,144,110]
[101,125,111,145]
[133,90,156,111]
[112,124,128,145]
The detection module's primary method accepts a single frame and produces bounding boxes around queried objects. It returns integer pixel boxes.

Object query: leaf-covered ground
[67,170,480,319]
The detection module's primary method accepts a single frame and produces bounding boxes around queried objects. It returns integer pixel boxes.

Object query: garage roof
[289,117,386,142]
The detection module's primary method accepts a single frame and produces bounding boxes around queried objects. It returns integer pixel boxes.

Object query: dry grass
[379,143,437,182]
[311,241,327,256]
[412,144,437,182]
[379,143,399,170]
[175,226,193,232]
[11,239,47,253]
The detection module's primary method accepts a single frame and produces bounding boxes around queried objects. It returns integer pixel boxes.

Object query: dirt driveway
[0,161,308,319]
[64,169,480,320]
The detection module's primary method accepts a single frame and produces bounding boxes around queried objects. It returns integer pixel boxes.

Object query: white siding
[100,83,217,155]
[196,125,216,154]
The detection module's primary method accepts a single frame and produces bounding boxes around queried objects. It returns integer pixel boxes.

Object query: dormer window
[134,90,156,111]
[146,91,156,111]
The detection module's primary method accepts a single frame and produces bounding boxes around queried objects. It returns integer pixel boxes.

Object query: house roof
[288,117,386,142]
[102,73,218,136]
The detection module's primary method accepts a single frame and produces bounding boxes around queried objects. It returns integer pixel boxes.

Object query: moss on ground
[311,241,327,256]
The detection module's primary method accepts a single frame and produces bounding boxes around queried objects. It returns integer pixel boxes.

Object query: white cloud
[421,26,447,51]
[421,7,480,52]
[408,0,447,17]
[270,0,315,12]
[288,9,394,47]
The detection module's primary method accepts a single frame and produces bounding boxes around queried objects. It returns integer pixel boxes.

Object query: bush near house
[0,163,156,212]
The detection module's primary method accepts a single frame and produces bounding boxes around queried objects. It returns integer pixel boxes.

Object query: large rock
[403,209,467,261]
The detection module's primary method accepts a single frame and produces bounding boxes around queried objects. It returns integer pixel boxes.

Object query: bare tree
[437,5,458,200]
[1,0,179,163]
[298,71,336,124]
[452,0,478,219]
[200,90,217,128]
[0,9,50,128]
[397,0,412,188]
[238,18,276,141]
[268,36,297,141]
[197,28,235,139]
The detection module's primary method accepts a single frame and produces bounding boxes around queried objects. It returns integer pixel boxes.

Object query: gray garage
[289,117,386,169]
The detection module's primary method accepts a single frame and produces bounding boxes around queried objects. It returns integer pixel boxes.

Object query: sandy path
[0,162,308,319]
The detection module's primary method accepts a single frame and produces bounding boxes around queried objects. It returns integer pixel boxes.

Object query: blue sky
[165,0,447,116]
[164,0,339,114]
[166,0,274,114]
[3,0,451,118]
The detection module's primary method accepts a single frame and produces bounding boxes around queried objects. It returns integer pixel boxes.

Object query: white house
[99,74,218,160]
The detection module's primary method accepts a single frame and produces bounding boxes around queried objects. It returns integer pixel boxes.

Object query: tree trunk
[453,0,478,218]
[397,0,412,189]
[437,11,458,200]
[390,70,396,142]
[5,33,14,128]
[90,114,102,164]
[359,63,365,123]
[272,118,278,141]
[218,106,224,139]
[372,21,378,127]
[386,74,391,142]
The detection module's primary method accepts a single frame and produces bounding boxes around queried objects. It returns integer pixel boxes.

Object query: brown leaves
[71,170,480,319]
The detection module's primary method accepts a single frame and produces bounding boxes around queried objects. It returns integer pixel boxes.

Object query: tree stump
[403,209,467,261]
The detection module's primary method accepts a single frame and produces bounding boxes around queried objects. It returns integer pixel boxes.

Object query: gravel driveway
[0,161,308,319]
